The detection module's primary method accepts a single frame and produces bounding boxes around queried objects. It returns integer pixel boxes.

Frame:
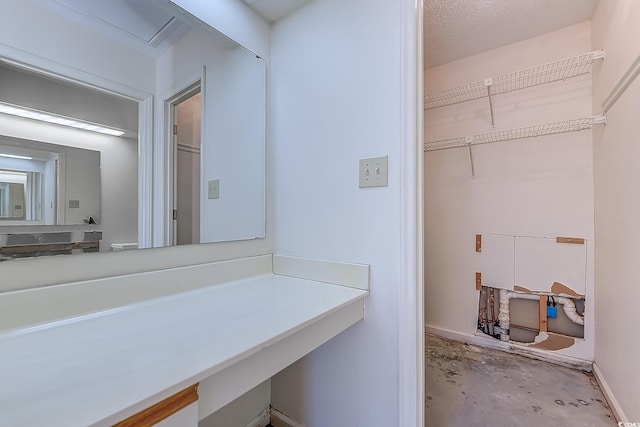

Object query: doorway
[170,84,202,246]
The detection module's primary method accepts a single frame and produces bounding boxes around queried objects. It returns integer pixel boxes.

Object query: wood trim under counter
[113,384,198,427]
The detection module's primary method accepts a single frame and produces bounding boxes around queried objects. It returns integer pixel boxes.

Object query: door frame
[164,75,204,246]
[398,0,424,426]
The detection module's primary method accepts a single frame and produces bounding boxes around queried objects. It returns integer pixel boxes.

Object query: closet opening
[167,82,202,246]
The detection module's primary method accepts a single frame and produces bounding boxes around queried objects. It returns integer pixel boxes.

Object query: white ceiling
[35,0,190,57]
[242,0,313,22]
[424,0,597,69]
[35,0,599,70]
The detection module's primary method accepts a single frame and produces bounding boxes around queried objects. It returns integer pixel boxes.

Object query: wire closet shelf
[423,49,605,111]
[423,116,605,153]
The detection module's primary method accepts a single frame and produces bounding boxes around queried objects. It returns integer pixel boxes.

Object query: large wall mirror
[0,0,266,259]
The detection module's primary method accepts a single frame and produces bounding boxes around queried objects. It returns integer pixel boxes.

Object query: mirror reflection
[0,172,29,221]
[0,137,101,226]
[0,0,266,258]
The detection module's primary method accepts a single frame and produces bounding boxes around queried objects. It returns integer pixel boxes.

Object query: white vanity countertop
[0,274,368,427]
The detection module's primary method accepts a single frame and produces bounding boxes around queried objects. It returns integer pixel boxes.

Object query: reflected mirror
[0,174,28,220]
[0,137,101,226]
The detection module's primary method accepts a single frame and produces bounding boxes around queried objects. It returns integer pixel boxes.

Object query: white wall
[62,146,101,225]
[202,47,266,243]
[269,0,408,424]
[423,22,596,361]
[591,0,640,421]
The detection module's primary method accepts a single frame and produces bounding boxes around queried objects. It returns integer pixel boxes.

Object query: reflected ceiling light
[0,153,33,160]
[0,103,125,137]
[0,170,28,175]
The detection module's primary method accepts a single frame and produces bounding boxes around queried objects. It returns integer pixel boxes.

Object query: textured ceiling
[425,0,597,69]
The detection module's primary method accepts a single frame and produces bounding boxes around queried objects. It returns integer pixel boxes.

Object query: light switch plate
[208,179,220,199]
[359,156,388,188]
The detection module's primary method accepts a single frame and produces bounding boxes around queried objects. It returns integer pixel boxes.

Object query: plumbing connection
[497,289,584,342]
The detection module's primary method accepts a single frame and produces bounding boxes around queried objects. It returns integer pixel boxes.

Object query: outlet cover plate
[208,179,220,199]
[359,156,388,188]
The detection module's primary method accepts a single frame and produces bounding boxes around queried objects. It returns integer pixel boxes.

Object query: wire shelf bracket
[424,115,607,178]
[424,49,605,127]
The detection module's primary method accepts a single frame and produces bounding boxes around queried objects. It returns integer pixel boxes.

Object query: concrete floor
[426,334,616,427]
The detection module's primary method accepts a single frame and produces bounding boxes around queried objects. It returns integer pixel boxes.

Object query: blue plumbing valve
[547,296,557,318]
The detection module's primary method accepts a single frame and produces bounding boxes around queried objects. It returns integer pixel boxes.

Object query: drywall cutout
[532,333,575,351]
[476,286,584,350]
[477,286,501,339]
[547,297,584,338]
[551,281,585,298]
[509,298,540,344]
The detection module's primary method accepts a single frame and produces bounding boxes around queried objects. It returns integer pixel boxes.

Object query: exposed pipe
[497,290,584,342]
[498,289,539,341]
[556,296,584,325]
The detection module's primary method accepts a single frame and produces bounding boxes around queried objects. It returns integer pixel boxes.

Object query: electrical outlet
[69,200,80,208]
[359,156,388,188]
[208,179,220,199]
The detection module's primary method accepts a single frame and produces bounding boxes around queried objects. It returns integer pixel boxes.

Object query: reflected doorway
[171,85,202,245]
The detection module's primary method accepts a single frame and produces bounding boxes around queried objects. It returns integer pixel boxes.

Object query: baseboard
[270,407,305,427]
[425,325,592,371]
[242,407,271,427]
[425,325,509,350]
[592,362,627,423]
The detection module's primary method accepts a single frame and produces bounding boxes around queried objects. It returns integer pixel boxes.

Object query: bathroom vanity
[0,255,369,426]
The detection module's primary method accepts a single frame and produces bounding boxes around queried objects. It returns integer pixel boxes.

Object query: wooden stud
[510,323,540,333]
[539,295,548,332]
[113,384,198,427]
[476,272,482,291]
[475,234,482,252]
[556,237,585,245]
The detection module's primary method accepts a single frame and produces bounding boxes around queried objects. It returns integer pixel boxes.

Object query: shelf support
[591,114,607,125]
[484,78,495,128]
[592,49,606,61]
[466,136,475,178]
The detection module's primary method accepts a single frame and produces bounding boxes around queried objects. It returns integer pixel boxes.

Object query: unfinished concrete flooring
[425,334,616,427]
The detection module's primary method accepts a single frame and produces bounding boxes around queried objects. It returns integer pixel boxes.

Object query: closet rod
[424,49,605,111]
[424,115,606,153]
